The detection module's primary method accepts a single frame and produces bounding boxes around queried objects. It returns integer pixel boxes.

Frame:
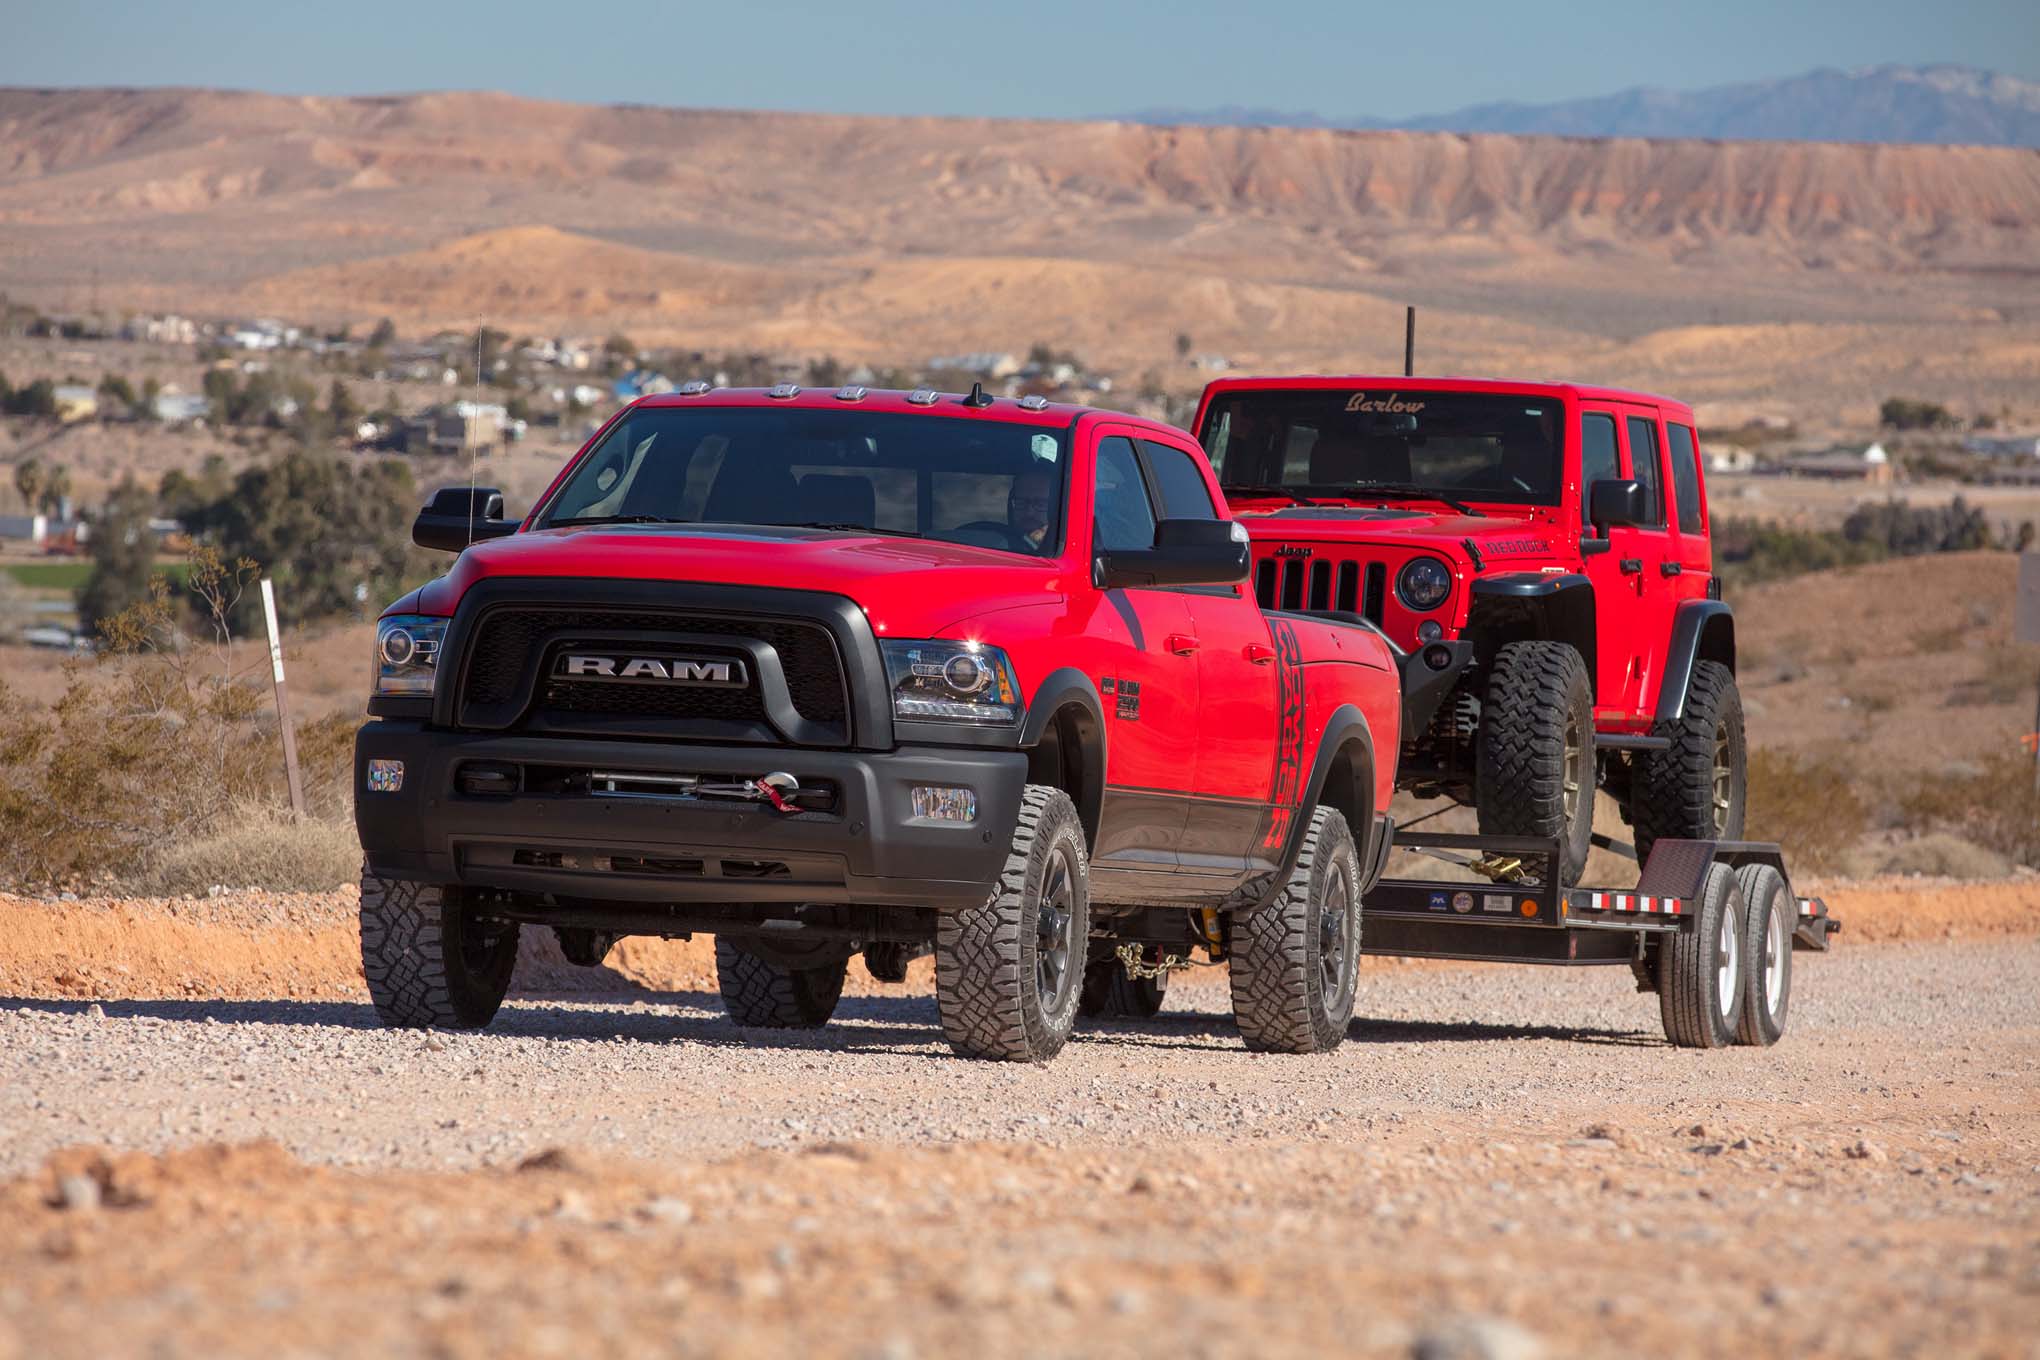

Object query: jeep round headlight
[374,614,447,697]
[1396,557,1453,612]
[883,640,1021,725]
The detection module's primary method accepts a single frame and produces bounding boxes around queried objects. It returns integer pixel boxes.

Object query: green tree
[1879,397,1955,432]
[367,317,398,349]
[326,379,361,435]
[4,377,55,418]
[38,464,70,516]
[202,368,242,424]
[97,372,138,414]
[1174,331,1193,359]
[77,476,158,635]
[13,456,45,513]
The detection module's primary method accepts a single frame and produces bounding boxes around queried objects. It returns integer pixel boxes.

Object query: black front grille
[1254,555,1386,623]
[457,607,848,734]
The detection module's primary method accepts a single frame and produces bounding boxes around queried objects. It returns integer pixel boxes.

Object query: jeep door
[1577,402,1663,725]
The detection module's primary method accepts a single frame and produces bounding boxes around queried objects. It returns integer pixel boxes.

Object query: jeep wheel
[359,870,519,1030]
[1228,806,1360,1054]
[1078,944,1167,1020]
[1732,863,1793,1047]
[936,785,1090,1062]
[1657,862,1746,1048]
[1476,641,1595,885]
[714,938,847,1029]
[1631,660,1745,864]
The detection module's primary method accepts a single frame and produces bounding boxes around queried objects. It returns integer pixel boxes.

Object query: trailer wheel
[1228,806,1361,1054]
[1631,661,1746,864]
[1079,944,1167,1020]
[1732,863,1793,1047]
[1657,862,1747,1048]
[1476,641,1595,886]
[714,938,847,1029]
[936,785,1090,1062]
[359,870,519,1030]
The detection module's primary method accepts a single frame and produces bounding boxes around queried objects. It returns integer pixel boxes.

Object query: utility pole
[260,578,307,817]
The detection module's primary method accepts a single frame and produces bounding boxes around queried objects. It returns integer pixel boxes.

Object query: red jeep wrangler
[355,385,1403,1060]
[1194,376,1742,884]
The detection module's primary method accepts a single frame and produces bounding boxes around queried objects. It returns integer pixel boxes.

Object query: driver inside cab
[1007,467,1055,551]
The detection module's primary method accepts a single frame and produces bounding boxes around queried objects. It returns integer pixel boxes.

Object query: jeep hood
[394,524,1069,638]
[1237,506,1562,555]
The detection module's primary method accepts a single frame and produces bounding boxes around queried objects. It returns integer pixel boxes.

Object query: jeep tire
[1732,862,1793,1047]
[714,938,847,1029]
[1477,641,1596,885]
[359,869,520,1029]
[1656,862,1746,1049]
[1228,806,1360,1054]
[1079,944,1167,1020]
[1631,660,1745,865]
[936,784,1090,1062]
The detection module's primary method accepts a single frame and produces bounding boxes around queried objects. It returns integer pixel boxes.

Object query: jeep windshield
[1202,389,1563,509]
[538,405,1069,555]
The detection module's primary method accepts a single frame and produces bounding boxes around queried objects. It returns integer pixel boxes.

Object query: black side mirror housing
[414,485,517,552]
[1588,478,1647,532]
[1095,518,1250,590]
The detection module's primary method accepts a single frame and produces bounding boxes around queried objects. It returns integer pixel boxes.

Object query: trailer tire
[1228,806,1361,1054]
[1657,862,1747,1049]
[714,938,847,1029]
[1631,661,1746,865]
[1079,945,1167,1020]
[359,871,519,1030]
[1477,641,1595,886]
[1732,863,1793,1047]
[936,785,1090,1062]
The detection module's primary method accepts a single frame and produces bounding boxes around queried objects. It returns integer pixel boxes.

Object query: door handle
[1659,561,1684,577]
[1244,643,1275,665]
[1165,633,1201,656]
[1619,558,1643,574]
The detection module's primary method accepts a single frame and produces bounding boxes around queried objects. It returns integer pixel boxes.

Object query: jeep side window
[1580,414,1619,529]
[1137,440,1219,520]
[1625,416,1665,526]
[1094,436,1159,551]
[1666,424,1705,535]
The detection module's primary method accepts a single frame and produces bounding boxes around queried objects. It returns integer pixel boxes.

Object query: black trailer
[1363,831,1840,1047]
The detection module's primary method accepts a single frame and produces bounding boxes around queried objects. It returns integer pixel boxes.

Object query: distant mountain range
[1122,64,2040,147]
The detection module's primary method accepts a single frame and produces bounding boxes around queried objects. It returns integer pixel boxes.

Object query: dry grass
[1744,748,1868,874]
[139,804,359,896]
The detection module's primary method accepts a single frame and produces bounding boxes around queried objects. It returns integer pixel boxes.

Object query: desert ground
[0,879,2036,1358]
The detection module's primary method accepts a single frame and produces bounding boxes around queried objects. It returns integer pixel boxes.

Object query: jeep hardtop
[355,385,1404,1060]
[1193,375,1742,884]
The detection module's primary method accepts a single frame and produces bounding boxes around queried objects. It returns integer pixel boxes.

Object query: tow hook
[754,771,800,813]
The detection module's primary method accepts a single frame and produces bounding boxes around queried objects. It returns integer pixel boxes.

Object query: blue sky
[4,1,2035,119]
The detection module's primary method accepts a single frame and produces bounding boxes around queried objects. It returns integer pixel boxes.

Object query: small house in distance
[1769,442,1894,485]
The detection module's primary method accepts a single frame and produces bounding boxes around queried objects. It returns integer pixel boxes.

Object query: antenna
[468,321,481,547]
[1404,305,1416,378]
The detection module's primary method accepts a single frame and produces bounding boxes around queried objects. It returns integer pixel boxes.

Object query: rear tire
[1079,945,1168,1020]
[936,785,1090,1062]
[359,870,519,1029]
[1631,660,1746,865]
[1732,863,1793,1047]
[714,938,847,1029]
[1228,807,1360,1054]
[1477,641,1595,886]
[1657,862,1747,1049]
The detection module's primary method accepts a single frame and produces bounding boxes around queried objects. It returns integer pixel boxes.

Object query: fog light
[366,758,405,793]
[910,786,978,822]
[1423,643,1454,671]
[1417,620,1443,643]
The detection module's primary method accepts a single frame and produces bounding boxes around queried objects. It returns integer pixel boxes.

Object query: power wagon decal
[1261,618,1308,851]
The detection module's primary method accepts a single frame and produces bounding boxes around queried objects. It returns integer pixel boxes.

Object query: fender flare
[1254,703,1378,911]
[1467,573,1597,694]
[1018,667,1108,847]
[1656,600,1736,726]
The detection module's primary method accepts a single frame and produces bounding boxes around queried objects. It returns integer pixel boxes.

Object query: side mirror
[413,485,517,552]
[1095,518,1250,590]
[1588,478,1647,532]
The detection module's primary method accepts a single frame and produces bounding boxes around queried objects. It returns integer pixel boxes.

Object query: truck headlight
[374,615,447,696]
[1396,557,1452,612]
[882,640,1021,725]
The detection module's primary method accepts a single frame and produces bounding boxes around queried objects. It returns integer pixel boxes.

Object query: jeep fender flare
[1466,573,1597,695]
[1018,667,1108,849]
[1655,600,1736,726]
[1253,703,1380,911]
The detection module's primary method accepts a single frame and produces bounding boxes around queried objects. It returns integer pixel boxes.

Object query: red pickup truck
[355,385,1403,1061]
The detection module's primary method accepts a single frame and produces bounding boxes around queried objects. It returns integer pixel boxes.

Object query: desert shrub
[1744,748,1867,872]
[140,801,360,895]
[1875,833,2013,880]
[1901,752,2040,869]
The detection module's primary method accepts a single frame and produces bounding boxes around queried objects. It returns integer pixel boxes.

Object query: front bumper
[354,722,1027,910]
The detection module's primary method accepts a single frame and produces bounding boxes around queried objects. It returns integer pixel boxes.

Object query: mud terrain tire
[1631,660,1746,865]
[1477,641,1596,886]
[359,870,519,1030]
[1657,862,1746,1049]
[714,939,848,1029]
[1079,945,1167,1020]
[936,785,1090,1062]
[1228,806,1360,1054]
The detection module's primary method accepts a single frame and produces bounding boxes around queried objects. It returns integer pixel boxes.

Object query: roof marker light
[835,385,869,402]
[1018,394,1049,411]
[907,388,939,406]
[767,382,801,399]
[677,380,711,396]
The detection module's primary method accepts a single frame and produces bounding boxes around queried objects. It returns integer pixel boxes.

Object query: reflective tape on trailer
[1798,897,1828,919]
[1585,893,1685,916]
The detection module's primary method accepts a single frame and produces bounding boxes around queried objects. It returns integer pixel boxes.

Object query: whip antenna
[468,321,481,546]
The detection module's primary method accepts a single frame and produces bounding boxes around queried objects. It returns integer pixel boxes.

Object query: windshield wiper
[548,513,687,527]
[787,522,923,538]
[1222,484,1323,507]
[1340,484,1486,518]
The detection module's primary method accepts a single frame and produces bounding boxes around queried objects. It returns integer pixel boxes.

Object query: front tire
[1228,807,1361,1054]
[1732,863,1793,1047]
[715,939,847,1029]
[1477,641,1595,885]
[936,785,1090,1062]
[1657,862,1747,1049]
[1631,660,1746,864]
[359,870,519,1029]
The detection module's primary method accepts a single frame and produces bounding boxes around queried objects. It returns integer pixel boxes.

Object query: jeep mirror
[414,485,518,552]
[1095,518,1251,590]
[1588,478,1646,532]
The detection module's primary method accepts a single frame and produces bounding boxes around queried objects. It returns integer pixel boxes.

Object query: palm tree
[13,456,44,514]
[38,464,71,517]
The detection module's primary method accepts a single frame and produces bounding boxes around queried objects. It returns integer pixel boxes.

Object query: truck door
[1133,436,1276,877]
[1085,430,1197,874]
[1577,403,1649,725]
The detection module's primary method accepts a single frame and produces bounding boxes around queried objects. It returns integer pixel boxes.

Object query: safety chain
[1114,942,1191,979]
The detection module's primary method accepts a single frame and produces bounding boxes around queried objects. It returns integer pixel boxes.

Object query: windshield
[539,406,1069,555]
[1201,389,1564,507]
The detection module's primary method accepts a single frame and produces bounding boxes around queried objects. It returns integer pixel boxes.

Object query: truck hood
[397,524,1070,638]
[1235,505,1564,556]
